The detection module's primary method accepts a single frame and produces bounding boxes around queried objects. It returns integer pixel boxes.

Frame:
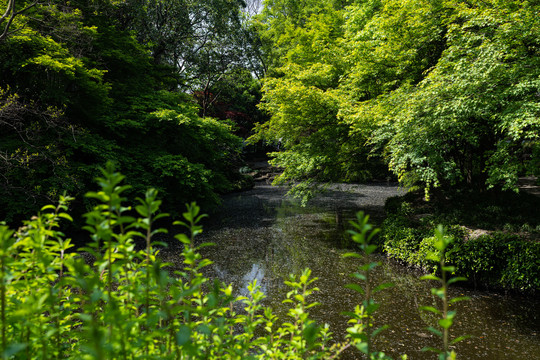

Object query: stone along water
[172,183,539,359]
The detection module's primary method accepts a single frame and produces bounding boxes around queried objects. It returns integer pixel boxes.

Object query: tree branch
[0,0,39,42]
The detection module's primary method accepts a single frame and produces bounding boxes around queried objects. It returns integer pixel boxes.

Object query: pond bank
[382,185,540,293]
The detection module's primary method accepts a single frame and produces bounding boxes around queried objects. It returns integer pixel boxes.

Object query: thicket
[0,0,266,223]
[0,166,467,359]
[381,191,540,292]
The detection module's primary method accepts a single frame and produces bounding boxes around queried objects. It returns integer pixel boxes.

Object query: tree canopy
[253,0,540,197]
[1,0,539,220]
[0,0,261,222]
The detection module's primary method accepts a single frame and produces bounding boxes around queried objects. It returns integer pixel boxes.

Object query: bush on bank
[381,194,540,292]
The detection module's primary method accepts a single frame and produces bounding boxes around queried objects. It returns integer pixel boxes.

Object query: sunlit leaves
[379,0,540,191]
[255,0,539,194]
[252,0,380,197]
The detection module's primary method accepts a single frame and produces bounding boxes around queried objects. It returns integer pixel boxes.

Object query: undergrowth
[382,191,540,292]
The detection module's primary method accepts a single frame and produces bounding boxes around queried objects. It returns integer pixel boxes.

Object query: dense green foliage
[2,5,536,359]
[252,0,540,196]
[0,0,267,222]
[381,192,540,291]
[0,166,465,359]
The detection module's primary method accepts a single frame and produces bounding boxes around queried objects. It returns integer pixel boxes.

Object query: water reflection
[241,263,265,295]
[198,183,539,360]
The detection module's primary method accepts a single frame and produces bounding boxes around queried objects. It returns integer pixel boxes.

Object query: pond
[173,183,540,359]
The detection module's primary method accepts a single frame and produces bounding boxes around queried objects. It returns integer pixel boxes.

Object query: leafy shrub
[383,226,423,263]
[446,233,540,291]
[381,211,431,266]
[382,193,539,292]
[501,240,540,290]
[446,234,510,288]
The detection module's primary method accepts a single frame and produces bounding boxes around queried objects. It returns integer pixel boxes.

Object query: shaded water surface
[175,183,540,359]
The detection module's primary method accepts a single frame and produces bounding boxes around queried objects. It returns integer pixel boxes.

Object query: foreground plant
[0,164,344,359]
[420,226,469,360]
[343,212,406,360]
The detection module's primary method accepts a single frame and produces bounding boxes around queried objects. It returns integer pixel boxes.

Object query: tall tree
[115,0,266,119]
[0,0,38,41]
[251,0,389,198]
[0,0,244,222]
[116,0,253,80]
[253,0,539,197]
[376,0,540,192]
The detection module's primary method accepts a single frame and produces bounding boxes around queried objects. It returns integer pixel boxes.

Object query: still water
[190,183,539,359]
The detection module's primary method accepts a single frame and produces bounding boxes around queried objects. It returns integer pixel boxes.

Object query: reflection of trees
[199,226,285,298]
[200,197,357,302]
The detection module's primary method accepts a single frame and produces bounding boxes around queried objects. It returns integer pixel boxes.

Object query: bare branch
[244,0,262,17]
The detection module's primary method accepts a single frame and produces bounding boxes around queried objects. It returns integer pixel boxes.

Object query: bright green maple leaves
[254,0,539,194]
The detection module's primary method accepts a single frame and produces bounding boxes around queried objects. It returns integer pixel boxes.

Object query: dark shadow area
[386,186,540,235]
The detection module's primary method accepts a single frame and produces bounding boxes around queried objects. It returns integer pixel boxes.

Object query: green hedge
[381,210,540,292]
[448,234,540,291]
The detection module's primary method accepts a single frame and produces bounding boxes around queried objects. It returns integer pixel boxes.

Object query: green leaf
[419,306,441,315]
[422,346,442,353]
[3,343,27,358]
[372,324,389,338]
[365,244,377,255]
[373,282,393,293]
[447,276,467,285]
[356,341,369,354]
[439,318,453,329]
[352,272,367,281]
[177,325,192,346]
[58,213,74,222]
[345,283,365,294]
[442,265,455,273]
[420,274,440,281]
[449,296,470,304]
[303,322,320,347]
[451,335,471,344]
[426,326,442,338]
[341,311,358,318]
[197,324,211,336]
